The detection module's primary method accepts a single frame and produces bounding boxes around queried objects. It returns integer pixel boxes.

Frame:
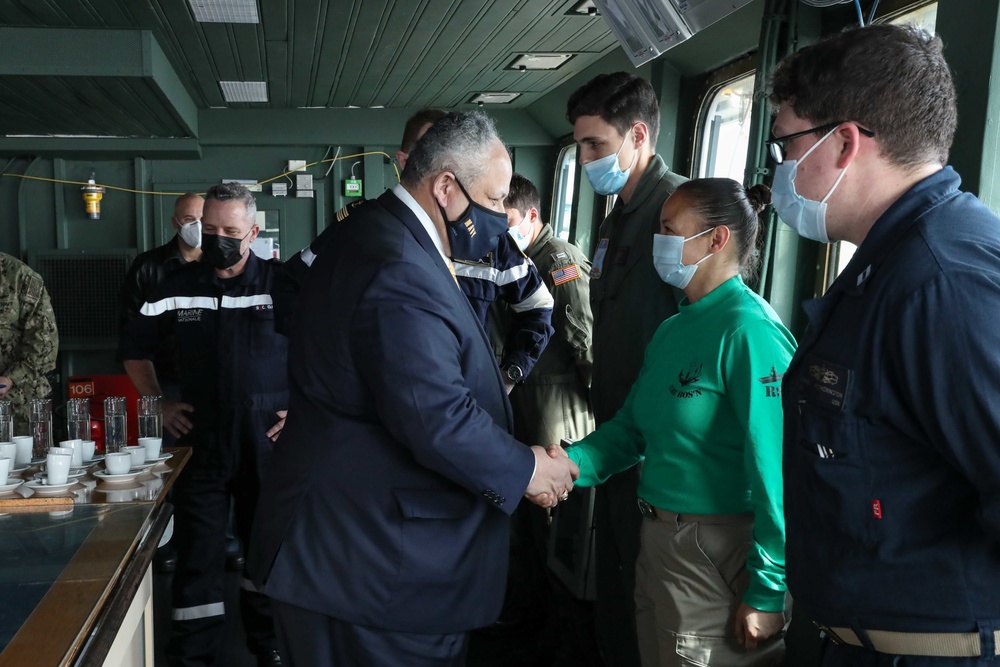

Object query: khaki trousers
[634,511,786,667]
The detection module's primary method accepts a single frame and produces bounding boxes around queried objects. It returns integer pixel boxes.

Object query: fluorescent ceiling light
[507,53,575,70]
[188,0,260,23]
[469,92,521,104]
[220,81,268,103]
[567,0,599,16]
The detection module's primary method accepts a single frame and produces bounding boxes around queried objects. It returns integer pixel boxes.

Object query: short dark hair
[505,173,541,217]
[205,182,256,222]
[767,24,956,168]
[400,108,450,153]
[674,178,770,282]
[566,72,660,147]
[400,111,501,188]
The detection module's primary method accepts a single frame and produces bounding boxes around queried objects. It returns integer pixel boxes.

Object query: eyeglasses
[766,121,875,164]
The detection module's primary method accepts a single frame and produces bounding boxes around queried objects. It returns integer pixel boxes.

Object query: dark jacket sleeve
[496,247,554,378]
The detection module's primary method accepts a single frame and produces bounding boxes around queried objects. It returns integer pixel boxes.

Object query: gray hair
[401,111,501,188]
[205,182,257,223]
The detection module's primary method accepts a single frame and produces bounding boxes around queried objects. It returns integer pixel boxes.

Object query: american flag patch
[551,264,580,285]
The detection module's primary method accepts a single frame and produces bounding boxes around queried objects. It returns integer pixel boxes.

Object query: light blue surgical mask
[507,218,532,252]
[771,126,848,243]
[582,128,637,196]
[651,228,715,289]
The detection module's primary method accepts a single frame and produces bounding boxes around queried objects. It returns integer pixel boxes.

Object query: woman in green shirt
[563,178,794,666]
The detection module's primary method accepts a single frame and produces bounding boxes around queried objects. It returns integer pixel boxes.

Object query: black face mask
[202,231,249,270]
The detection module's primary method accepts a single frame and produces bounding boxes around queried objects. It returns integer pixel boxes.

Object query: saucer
[24,479,77,495]
[83,454,105,464]
[34,469,87,481]
[93,469,142,483]
[132,461,158,472]
[8,463,31,475]
[0,479,24,494]
[147,452,173,463]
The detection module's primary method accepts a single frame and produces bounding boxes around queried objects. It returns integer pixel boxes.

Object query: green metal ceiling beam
[197,108,556,147]
[0,137,202,159]
[0,27,198,137]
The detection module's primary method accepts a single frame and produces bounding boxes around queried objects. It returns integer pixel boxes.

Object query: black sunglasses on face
[766,121,875,164]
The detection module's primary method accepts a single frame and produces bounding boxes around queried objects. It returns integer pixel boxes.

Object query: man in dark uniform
[477,173,597,665]
[247,111,578,666]
[770,25,1000,666]
[120,183,287,667]
[119,192,204,426]
[566,72,687,666]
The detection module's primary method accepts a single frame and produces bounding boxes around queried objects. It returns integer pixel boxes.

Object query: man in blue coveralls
[769,24,1000,665]
[120,182,287,667]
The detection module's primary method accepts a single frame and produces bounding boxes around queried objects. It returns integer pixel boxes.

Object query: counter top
[0,447,190,666]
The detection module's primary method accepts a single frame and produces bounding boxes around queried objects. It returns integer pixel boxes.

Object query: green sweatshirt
[568,275,795,612]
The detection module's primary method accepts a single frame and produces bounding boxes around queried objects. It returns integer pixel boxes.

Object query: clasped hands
[524,444,579,508]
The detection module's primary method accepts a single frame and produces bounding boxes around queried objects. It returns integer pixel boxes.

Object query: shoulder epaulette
[335,198,365,223]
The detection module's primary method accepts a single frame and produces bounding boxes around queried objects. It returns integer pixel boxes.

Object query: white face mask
[178,219,202,248]
[506,211,533,251]
[651,228,715,289]
[771,126,848,243]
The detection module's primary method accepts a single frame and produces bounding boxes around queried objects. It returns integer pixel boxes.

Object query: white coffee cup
[124,445,146,468]
[0,456,9,486]
[81,440,96,462]
[105,452,132,475]
[138,437,162,461]
[60,439,83,467]
[45,451,71,485]
[12,436,32,467]
[0,443,15,469]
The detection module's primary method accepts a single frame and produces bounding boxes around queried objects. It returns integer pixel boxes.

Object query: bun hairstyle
[673,178,770,282]
[745,183,772,214]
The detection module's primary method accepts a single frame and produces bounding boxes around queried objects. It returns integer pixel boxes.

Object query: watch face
[506,365,523,382]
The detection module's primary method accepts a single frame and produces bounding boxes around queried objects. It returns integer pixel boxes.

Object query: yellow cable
[0,151,401,196]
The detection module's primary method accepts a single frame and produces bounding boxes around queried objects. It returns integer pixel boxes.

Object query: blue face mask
[507,211,532,252]
[582,128,637,196]
[771,126,848,243]
[441,178,509,261]
[651,228,715,289]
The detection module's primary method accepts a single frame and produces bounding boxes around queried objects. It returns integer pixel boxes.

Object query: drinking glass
[29,398,53,459]
[66,397,91,441]
[137,396,163,439]
[104,396,127,454]
[0,400,12,444]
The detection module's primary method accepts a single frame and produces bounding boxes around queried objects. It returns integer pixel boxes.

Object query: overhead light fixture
[188,0,260,23]
[507,53,575,71]
[567,0,599,16]
[220,81,268,103]
[469,92,521,105]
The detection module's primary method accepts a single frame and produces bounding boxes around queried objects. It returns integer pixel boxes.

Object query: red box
[67,375,141,452]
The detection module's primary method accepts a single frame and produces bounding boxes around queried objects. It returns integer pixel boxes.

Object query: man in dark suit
[248,111,578,667]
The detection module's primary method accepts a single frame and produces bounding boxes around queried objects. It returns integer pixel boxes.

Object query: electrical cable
[867,0,881,25]
[323,146,341,179]
[853,0,865,25]
[0,150,400,196]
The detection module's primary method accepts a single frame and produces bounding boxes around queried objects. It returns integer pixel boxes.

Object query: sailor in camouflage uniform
[0,252,58,433]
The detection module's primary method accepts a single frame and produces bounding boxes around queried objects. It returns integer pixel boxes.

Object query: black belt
[636,498,750,524]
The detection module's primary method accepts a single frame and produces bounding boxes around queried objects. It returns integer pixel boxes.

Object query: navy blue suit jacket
[248,188,536,634]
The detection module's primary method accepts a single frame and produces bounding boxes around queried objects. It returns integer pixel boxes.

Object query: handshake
[524,444,580,508]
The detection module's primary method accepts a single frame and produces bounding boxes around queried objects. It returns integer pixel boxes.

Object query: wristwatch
[503,364,524,384]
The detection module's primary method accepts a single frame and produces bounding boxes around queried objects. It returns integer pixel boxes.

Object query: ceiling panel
[0,0,618,137]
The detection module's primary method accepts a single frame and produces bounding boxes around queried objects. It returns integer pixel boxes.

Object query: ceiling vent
[188,0,260,23]
[469,92,521,104]
[220,81,268,103]
[507,53,575,71]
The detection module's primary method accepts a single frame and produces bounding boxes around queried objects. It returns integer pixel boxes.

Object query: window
[831,2,938,281]
[551,144,577,241]
[697,73,755,180]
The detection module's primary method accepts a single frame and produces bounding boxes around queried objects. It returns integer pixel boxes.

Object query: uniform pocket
[793,407,877,546]
[249,308,286,359]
